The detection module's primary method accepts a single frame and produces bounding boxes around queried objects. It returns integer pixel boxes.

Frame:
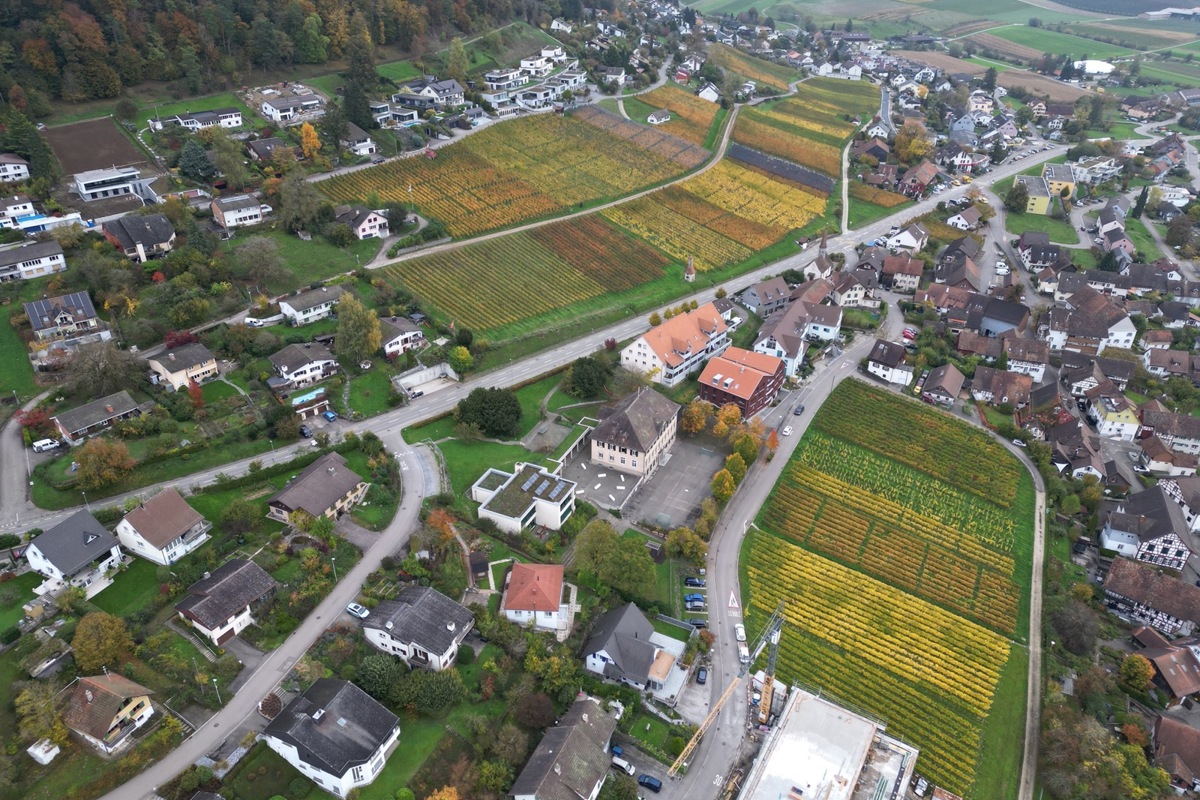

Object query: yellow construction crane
[667,603,785,777]
[757,624,782,726]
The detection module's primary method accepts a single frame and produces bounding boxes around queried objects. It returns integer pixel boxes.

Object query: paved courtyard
[561,457,638,510]
[624,438,728,529]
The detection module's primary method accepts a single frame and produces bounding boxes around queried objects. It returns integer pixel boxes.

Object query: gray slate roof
[264,678,398,778]
[174,558,278,630]
[24,291,97,333]
[0,240,63,269]
[869,338,906,368]
[151,341,215,373]
[104,213,175,251]
[213,194,259,212]
[53,390,139,436]
[30,510,118,576]
[378,315,420,343]
[268,342,335,374]
[282,284,346,313]
[593,388,680,454]
[510,696,617,800]
[269,452,365,518]
[583,602,658,685]
[363,586,473,653]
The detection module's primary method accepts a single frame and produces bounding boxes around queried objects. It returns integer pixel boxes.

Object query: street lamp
[82,491,90,512]
[331,556,338,582]
[212,678,221,704]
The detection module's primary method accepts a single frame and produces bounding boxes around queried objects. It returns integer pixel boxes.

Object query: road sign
[728,590,740,610]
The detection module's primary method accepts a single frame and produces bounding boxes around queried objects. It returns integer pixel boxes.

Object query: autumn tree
[446,37,469,85]
[725,452,747,484]
[765,429,780,456]
[448,345,474,373]
[648,312,662,326]
[1119,653,1154,694]
[894,121,931,164]
[233,235,290,290]
[75,438,135,490]
[73,611,134,672]
[187,379,204,411]
[491,722,528,763]
[427,508,457,547]
[426,788,460,800]
[65,341,145,396]
[733,433,760,465]
[15,682,68,745]
[514,691,555,729]
[681,399,710,435]
[336,294,382,365]
[711,469,736,504]
[712,404,742,438]
[665,526,707,564]
[278,171,325,233]
[299,122,321,160]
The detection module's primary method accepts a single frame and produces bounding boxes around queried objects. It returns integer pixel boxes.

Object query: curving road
[1,121,1071,800]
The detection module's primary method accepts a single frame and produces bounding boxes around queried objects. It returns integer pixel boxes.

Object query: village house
[1105,556,1200,636]
[151,108,243,132]
[1154,713,1200,791]
[268,343,338,390]
[259,94,323,124]
[0,240,66,282]
[362,586,474,670]
[501,562,572,634]
[1141,435,1198,476]
[115,488,211,566]
[379,315,426,357]
[268,452,368,524]
[881,255,923,292]
[590,388,679,479]
[472,463,577,534]
[263,679,400,798]
[620,302,729,387]
[1084,380,1140,441]
[1143,348,1195,379]
[1060,352,1135,396]
[52,390,141,444]
[279,284,346,326]
[1142,408,1200,455]
[741,277,791,316]
[946,206,982,231]
[339,122,377,157]
[246,137,294,163]
[62,674,155,755]
[922,363,966,407]
[25,510,123,598]
[970,367,1032,408]
[1127,628,1200,708]
[1015,175,1053,215]
[103,213,176,263]
[697,347,786,418]
[1041,285,1136,354]
[583,602,682,698]
[1100,486,1192,571]
[175,558,278,646]
[211,195,263,230]
[1049,419,1107,479]
[866,339,912,386]
[511,695,617,800]
[0,153,30,182]
[148,342,218,391]
[333,206,389,240]
[73,166,152,202]
[24,291,102,342]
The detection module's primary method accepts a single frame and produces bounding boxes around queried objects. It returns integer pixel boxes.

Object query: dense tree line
[0,0,579,106]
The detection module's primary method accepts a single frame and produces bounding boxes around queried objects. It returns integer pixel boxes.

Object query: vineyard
[744,379,1031,797]
[639,84,721,145]
[849,181,911,208]
[728,143,834,195]
[708,42,800,91]
[811,379,1021,505]
[377,216,669,331]
[319,110,704,238]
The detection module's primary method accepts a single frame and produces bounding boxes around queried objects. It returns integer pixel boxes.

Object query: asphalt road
[0,132,1072,800]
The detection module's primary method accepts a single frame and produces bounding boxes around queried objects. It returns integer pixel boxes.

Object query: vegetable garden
[744,379,1031,798]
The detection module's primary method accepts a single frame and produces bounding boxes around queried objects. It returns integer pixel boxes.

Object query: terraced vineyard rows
[746,535,1010,795]
[639,84,721,145]
[745,379,1030,798]
[708,42,800,91]
[319,110,702,238]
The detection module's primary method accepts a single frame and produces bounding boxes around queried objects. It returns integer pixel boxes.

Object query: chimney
[385,620,393,629]
[105,405,114,413]
[168,352,175,361]
[581,713,588,723]
[85,689,94,703]
[328,466,336,476]
[446,621,456,632]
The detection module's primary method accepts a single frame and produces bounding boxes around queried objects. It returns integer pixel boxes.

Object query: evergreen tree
[178,139,213,180]
[295,14,330,64]
[1131,185,1149,219]
[342,13,377,131]
[320,101,350,153]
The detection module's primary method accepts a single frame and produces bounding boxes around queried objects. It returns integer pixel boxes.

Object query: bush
[456,646,476,665]
[0,626,20,644]
[289,778,311,798]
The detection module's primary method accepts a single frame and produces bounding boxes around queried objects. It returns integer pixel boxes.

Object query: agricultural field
[972,25,1138,62]
[1064,22,1199,50]
[638,84,722,145]
[849,181,910,208]
[44,117,148,175]
[745,379,1031,798]
[732,79,879,177]
[318,108,706,238]
[708,42,801,91]
[378,215,669,332]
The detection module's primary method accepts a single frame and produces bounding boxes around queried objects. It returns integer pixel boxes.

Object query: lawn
[973,647,1029,800]
[136,92,254,130]
[92,558,162,617]
[514,373,564,438]
[1126,217,1166,261]
[1003,211,1080,244]
[982,26,1137,61]
[402,413,457,444]
[348,369,396,418]
[0,571,41,630]
[438,439,532,497]
[352,483,398,531]
[224,742,336,800]
[848,198,911,230]
[0,279,52,400]
[200,380,241,404]
[652,617,692,641]
[1084,120,1140,141]
[218,229,382,290]
[622,95,659,124]
[623,528,673,605]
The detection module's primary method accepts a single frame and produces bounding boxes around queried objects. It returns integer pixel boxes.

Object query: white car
[346,603,370,619]
[735,623,747,642]
[782,426,793,437]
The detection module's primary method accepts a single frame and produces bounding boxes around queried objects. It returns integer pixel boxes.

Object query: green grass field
[218,229,382,290]
[925,0,1090,25]
[348,369,396,418]
[1063,23,1198,50]
[438,439,531,497]
[1004,210,1080,244]
[138,93,254,131]
[200,380,241,404]
[980,26,1137,61]
[0,280,53,400]
[1137,59,1200,89]
[0,571,41,630]
[848,198,911,230]
[92,558,163,618]
[1126,217,1166,261]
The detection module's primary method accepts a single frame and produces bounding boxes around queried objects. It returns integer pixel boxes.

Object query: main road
[3,133,1066,800]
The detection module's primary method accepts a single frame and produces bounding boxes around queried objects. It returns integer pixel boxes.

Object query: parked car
[371,155,385,164]
[611,745,623,757]
[346,603,370,619]
[735,623,746,642]
[687,618,707,629]
[684,576,706,587]
[299,424,313,438]
[612,757,635,776]
[738,644,750,663]
[782,426,793,437]
[684,593,704,604]
[696,666,708,684]
[638,775,663,793]
[322,410,338,422]
[32,439,59,453]
[686,601,706,612]
[1011,438,1026,448]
